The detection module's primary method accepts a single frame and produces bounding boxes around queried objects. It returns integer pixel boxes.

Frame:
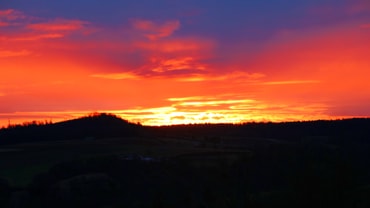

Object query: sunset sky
[1,0,370,126]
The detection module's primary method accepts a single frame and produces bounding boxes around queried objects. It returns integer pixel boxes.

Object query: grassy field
[0,136,248,187]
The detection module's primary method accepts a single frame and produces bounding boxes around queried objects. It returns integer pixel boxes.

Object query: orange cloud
[132,19,180,40]
[90,72,140,80]
[176,71,265,82]
[1,8,368,126]
[261,80,321,85]
[168,96,217,102]
[27,19,88,31]
[176,99,256,107]
[107,95,335,126]
[0,88,344,127]
[150,56,206,73]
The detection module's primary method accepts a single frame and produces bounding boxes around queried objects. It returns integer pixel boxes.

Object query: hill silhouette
[1,114,370,145]
[0,113,141,145]
[150,118,370,144]
[1,114,370,207]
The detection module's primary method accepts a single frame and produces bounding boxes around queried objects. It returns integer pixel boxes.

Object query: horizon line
[2,112,370,129]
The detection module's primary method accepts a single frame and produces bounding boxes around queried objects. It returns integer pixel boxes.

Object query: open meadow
[1,115,370,207]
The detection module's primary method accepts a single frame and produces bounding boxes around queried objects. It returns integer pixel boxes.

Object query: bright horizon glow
[1,1,370,127]
[0,110,356,128]
[0,106,365,128]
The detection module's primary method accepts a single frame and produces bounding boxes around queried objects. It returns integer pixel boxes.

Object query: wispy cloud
[176,99,256,107]
[27,19,88,31]
[0,10,90,44]
[0,9,14,16]
[150,56,206,73]
[134,38,214,52]
[176,71,265,82]
[104,95,334,125]
[0,9,25,20]
[9,33,64,41]
[132,19,180,40]
[90,72,140,80]
[261,80,321,85]
[0,9,25,29]
[168,96,217,102]
[0,50,31,58]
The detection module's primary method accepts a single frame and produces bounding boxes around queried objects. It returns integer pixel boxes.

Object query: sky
[1,0,370,126]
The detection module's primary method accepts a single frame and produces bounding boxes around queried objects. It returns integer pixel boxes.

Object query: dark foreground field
[1,114,370,208]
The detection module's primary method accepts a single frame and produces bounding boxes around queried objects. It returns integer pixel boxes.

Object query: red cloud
[132,19,180,40]
[0,9,14,16]
[0,9,25,26]
[0,50,31,58]
[151,57,205,72]
[0,21,8,27]
[27,19,88,31]
[361,23,370,29]
[135,38,214,52]
[9,33,64,41]
[0,9,24,20]
[132,19,154,30]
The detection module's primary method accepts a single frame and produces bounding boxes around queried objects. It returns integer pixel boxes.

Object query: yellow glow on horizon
[0,109,347,128]
[0,96,342,128]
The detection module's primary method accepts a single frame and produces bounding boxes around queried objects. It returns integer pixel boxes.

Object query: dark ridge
[1,115,370,145]
[150,118,370,144]
[0,113,141,145]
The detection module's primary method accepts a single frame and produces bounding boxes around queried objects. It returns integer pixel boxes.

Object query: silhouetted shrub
[49,173,118,207]
[0,178,11,207]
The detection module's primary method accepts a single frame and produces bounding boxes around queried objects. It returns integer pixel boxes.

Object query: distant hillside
[0,113,141,145]
[1,114,370,145]
[152,118,370,143]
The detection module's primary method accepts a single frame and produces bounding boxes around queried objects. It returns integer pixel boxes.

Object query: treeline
[1,113,370,145]
[151,118,370,143]
[0,113,141,145]
[5,120,53,129]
